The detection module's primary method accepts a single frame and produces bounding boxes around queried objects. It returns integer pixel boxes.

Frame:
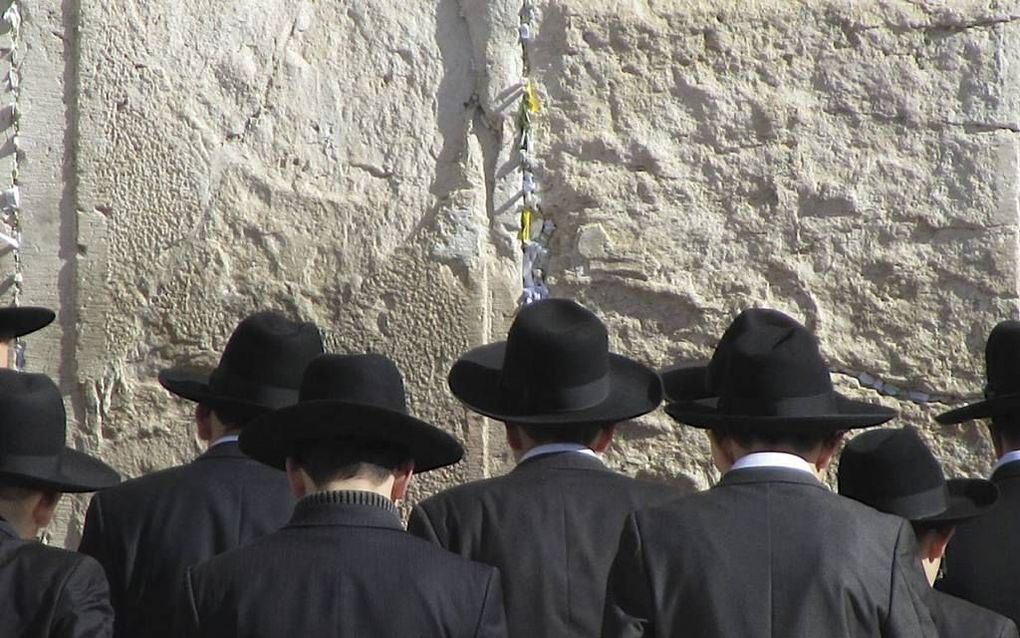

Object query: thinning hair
[517,423,610,447]
[289,438,412,487]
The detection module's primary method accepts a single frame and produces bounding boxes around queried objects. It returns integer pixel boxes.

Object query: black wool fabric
[930,590,1018,638]
[938,460,1020,628]
[176,490,508,637]
[0,518,113,637]
[78,441,295,638]
[408,452,684,638]
[601,467,939,637]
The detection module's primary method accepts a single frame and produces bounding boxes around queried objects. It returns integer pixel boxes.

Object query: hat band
[0,452,60,477]
[718,391,837,417]
[861,483,949,521]
[208,368,299,407]
[506,373,611,414]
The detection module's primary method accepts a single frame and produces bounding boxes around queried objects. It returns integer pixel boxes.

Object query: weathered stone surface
[9,0,1019,544]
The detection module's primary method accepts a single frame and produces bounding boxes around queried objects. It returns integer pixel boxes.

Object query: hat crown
[298,353,409,414]
[208,311,324,397]
[710,310,835,415]
[984,320,1020,398]
[838,427,948,520]
[500,299,611,412]
[0,370,66,458]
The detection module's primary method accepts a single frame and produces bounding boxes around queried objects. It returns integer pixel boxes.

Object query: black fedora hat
[447,298,662,425]
[838,427,998,524]
[665,308,896,432]
[240,353,464,472]
[158,311,324,414]
[660,308,798,403]
[0,306,54,339]
[0,370,120,492]
[937,321,1020,424]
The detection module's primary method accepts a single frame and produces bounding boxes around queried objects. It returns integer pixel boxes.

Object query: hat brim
[158,369,276,414]
[664,394,896,432]
[239,401,464,473]
[935,395,1020,425]
[0,447,120,493]
[448,342,662,426]
[660,361,712,403]
[915,479,999,524]
[0,307,55,339]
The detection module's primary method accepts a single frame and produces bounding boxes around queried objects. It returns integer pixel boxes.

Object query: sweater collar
[288,490,403,530]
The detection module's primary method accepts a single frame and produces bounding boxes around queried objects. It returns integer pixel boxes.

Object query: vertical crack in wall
[1,2,23,367]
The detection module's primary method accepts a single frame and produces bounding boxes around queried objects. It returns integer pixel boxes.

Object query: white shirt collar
[518,442,599,465]
[729,451,817,477]
[992,450,1020,475]
[210,434,240,448]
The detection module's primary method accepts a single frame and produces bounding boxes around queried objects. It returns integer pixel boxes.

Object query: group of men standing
[1,299,1019,636]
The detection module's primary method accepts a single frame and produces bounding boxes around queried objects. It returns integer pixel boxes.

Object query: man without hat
[407,298,682,637]
[839,426,1017,637]
[935,320,1020,626]
[602,308,938,637]
[176,353,508,636]
[78,311,323,637]
[0,370,121,636]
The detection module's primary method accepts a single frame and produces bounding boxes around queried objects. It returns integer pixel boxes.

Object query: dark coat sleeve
[475,568,509,638]
[601,513,653,638]
[407,503,444,545]
[52,556,114,638]
[884,521,940,637]
[78,494,123,620]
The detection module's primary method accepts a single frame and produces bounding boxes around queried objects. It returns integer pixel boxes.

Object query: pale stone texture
[9,0,1019,544]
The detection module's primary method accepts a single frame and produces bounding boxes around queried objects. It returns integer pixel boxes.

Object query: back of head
[290,438,411,488]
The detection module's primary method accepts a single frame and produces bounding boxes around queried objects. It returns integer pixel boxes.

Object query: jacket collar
[195,440,247,462]
[716,466,826,490]
[992,457,1020,482]
[0,517,17,541]
[512,450,610,474]
[286,490,403,531]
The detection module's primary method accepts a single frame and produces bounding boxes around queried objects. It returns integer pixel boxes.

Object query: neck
[313,476,395,500]
[0,503,36,540]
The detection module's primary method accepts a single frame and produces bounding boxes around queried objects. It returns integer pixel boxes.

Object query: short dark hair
[989,415,1020,449]
[208,403,263,429]
[713,427,841,457]
[289,438,412,487]
[518,423,609,446]
[911,520,955,539]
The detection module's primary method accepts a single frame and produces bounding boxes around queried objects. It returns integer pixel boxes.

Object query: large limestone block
[63,0,522,544]
[528,0,1020,486]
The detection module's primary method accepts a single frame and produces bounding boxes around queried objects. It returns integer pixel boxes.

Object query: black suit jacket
[78,441,294,637]
[407,452,683,638]
[0,518,113,637]
[932,590,1018,638]
[176,490,508,637]
[939,460,1020,627]
[602,467,938,637]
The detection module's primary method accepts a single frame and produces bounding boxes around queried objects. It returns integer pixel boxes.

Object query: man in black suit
[936,320,1020,627]
[839,426,1017,637]
[408,298,681,638]
[177,353,508,637]
[602,308,938,637]
[0,369,121,636]
[78,311,323,637]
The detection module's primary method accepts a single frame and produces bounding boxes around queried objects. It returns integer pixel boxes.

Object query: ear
[814,432,846,472]
[922,527,956,561]
[0,339,10,369]
[285,458,310,499]
[31,490,61,533]
[504,423,523,451]
[195,404,214,442]
[591,424,616,453]
[390,462,415,502]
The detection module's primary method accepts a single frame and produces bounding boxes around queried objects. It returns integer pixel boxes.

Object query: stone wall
[10,0,1018,546]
